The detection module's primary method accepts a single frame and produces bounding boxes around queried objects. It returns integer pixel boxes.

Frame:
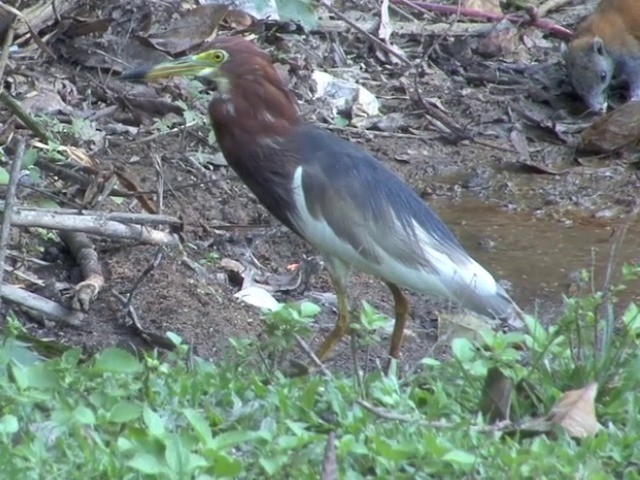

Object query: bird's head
[121,37,300,136]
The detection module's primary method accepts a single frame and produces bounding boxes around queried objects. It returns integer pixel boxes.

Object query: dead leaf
[464,0,502,14]
[234,286,280,311]
[61,17,112,38]
[509,127,530,162]
[58,35,169,73]
[580,100,640,153]
[516,161,567,175]
[437,311,500,343]
[219,258,245,286]
[141,4,252,55]
[121,95,185,121]
[220,8,255,30]
[374,0,405,65]
[477,19,518,58]
[550,383,602,438]
[479,367,514,423]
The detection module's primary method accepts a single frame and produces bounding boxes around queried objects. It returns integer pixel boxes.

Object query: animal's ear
[592,37,605,56]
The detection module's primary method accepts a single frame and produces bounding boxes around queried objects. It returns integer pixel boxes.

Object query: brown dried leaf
[61,17,112,38]
[437,311,499,344]
[464,0,502,14]
[477,19,518,58]
[221,9,255,30]
[580,100,640,153]
[142,4,253,55]
[550,383,602,438]
[479,367,514,423]
[219,258,246,286]
[122,95,185,120]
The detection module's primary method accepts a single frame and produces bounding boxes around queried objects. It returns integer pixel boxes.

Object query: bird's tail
[440,255,524,329]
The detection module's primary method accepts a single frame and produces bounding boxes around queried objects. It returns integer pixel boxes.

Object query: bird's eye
[599,70,607,82]
[211,50,226,63]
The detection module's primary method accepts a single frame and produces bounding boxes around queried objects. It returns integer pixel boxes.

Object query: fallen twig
[314,0,412,67]
[356,399,513,432]
[58,231,105,312]
[0,203,182,227]
[537,0,574,18]
[294,333,332,377]
[2,207,180,245]
[0,1,55,57]
[122,247,165,312]
[1,283,85,326]
[321,432,338,480]
[392,1,572,39]
[0,0,17,84]
[0,90,49,142]
[0,138,26,299]
[111,290,177,350]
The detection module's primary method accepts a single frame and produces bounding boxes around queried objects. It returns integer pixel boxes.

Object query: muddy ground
[2,0,639,370]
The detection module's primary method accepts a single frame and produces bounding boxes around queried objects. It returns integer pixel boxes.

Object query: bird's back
[287,127,517,322]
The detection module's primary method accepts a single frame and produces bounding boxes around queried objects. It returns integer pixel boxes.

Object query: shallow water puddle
[429,198,640,317]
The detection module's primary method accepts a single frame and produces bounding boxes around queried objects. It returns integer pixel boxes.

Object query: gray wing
[288,126,516,321]
[292,126,465,270]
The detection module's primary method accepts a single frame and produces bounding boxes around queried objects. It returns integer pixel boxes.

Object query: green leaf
[451,338,475,362]
[442,450,476,465]
[165,433,189,475]
[143,406,165,437]
[73,405,96,425]
[211,452,243,477]
[259,456,283,476]
[209,430,264,451]
[93,348,143,374]
[183,408,213,446]
[0,415,19,434]
[166,331,183,346]
[420,357,442,366]
[4,338,44,367]
[0,166,9,185]
[127,452,164,475]
[35,199,60,210]
[275,0,317,30]
[109,401,142,423]
[11,363,59,390]
[299,301,321,318]
[21,148,39,168]
[623,303,640,334]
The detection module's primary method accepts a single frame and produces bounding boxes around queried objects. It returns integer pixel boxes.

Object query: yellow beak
[120,55,215,81]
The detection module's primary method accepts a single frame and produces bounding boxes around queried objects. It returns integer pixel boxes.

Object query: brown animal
[564,0,640,112]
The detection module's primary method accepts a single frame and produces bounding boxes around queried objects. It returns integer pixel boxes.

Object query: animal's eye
[211,50,226,63]
[599,70,607,82]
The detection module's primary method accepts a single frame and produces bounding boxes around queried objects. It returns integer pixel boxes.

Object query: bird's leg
[315,278,350,361]
[386,282,410,362]
[315,258,351,361]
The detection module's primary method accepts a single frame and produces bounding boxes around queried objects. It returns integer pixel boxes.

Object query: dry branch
[0,90,49,142]
[0,139,26,298]
[392,0,572,39]
[1,283,86,326]
[3,207,180,245]
[58,231,104,312]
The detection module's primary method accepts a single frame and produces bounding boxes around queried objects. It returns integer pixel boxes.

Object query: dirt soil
[2,0,639,371]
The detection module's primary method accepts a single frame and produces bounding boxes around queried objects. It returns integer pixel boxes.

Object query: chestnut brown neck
[208,73,300,141]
